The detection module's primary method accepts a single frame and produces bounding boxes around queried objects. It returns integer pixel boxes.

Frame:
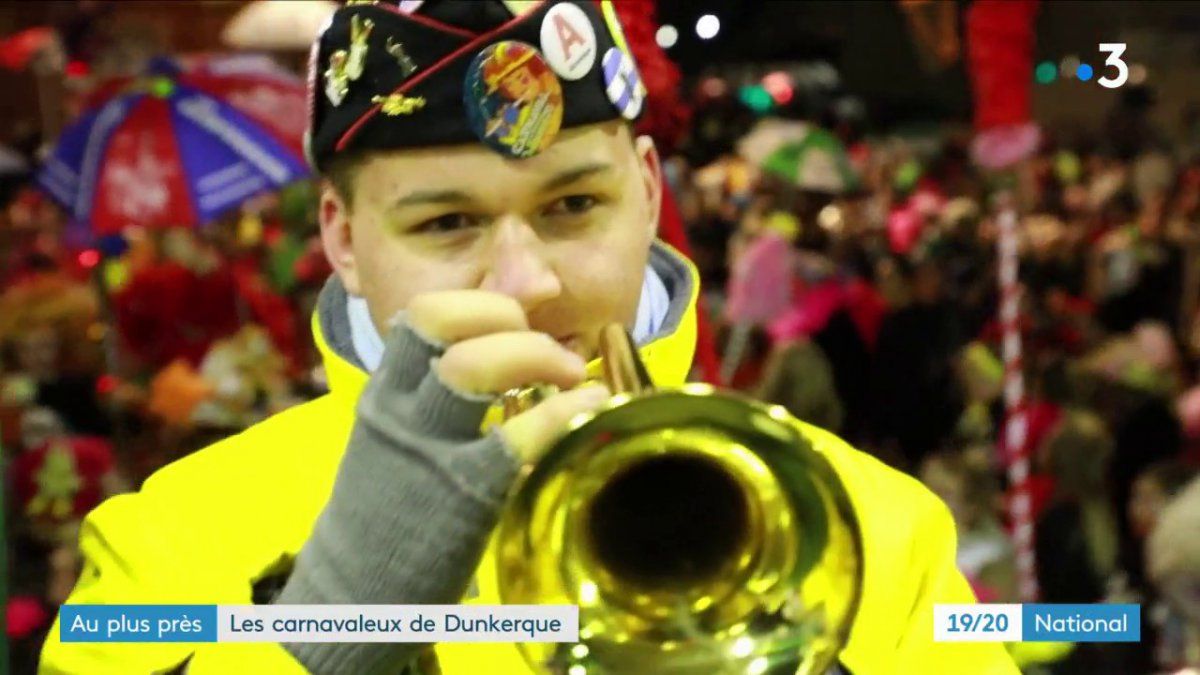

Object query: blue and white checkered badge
[601,47,644,120]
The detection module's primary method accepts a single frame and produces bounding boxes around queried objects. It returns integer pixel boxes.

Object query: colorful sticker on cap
[464,41,564,158]
[540,2,597,81]
[601,46,644,120]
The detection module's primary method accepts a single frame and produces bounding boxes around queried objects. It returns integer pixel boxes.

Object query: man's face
[321,121,660,359]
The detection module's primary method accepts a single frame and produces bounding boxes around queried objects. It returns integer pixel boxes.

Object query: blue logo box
[60,605,217,643]
[1021,604,1140,642]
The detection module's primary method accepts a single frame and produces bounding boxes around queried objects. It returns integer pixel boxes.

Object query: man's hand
[406,290,610,465]
[276,290,609,672]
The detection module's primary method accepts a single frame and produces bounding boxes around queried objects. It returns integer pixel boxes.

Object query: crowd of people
[672,87,1200,673]
[1,179,333,670]
[2,60,1199,671]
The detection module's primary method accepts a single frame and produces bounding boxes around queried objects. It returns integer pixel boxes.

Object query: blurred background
[2,1,1200,673]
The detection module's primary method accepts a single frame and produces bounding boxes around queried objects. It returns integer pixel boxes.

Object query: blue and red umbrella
[37,64,309,235]
[85,54,311,160]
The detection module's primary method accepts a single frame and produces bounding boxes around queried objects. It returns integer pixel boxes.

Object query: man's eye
[413,213,480,234]
[546,195,599,216]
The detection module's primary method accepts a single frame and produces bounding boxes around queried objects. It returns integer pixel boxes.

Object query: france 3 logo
[1036,44,1134,89]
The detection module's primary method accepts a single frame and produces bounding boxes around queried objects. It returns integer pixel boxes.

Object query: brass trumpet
[498,324,864,674]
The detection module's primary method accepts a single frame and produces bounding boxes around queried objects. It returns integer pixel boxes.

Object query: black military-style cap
[305,0,646,170]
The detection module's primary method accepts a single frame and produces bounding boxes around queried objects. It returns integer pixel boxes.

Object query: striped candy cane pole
[997,202,1039,602]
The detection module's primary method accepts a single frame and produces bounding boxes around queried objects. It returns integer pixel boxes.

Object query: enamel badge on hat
[539,3,597,81]
[323,14,374,106]
[464,40,564,159]
[602,46,644,120]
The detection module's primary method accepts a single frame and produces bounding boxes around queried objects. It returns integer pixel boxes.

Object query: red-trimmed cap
[306,0,640,170]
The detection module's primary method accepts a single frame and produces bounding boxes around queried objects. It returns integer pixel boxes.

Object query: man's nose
[479,215,562,312]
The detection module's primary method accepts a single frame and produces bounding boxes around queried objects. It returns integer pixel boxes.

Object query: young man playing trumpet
[43,2,1017,673]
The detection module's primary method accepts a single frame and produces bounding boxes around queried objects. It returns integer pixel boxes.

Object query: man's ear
[318,181,363,296]
[635,134,663,240]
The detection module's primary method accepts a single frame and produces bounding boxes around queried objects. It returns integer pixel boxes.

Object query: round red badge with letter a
[540,3,597,81]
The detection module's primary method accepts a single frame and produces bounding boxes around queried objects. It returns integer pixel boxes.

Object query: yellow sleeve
[38,493,308,675]
[893,493,1021,675]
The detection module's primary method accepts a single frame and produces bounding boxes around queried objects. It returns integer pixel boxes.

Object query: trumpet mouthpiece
[599,323,654,396]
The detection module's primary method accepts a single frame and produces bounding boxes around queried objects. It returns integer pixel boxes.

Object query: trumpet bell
[497,383,864,674]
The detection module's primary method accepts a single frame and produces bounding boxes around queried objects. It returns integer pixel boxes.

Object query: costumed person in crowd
[1180,384,1200,465]
[953,341,1004,445]
[1091,186,1186,335]
[1121,459,1200,674]
[1033,409,1150,674]
[755,337,844,434]
[928,197,994,338]
[1165,162,1200,332]
[919,448,1016,604]
[1147,475,1200,671]
[113,228,243,370]
[771,257,880,446]
[190,325,299,430]
[7,407,117,675]
[1080,321,1186,591]
[0,273,110,437]
[114,228,300,375]
[721,209,797,386]
[11,407,119,545]
[1034,410,1120,605]
[1128,460,1200,587]
[868,254,966,470]
[42,3,1017,674]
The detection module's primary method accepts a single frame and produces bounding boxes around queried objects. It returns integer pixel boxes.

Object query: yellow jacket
[42,245,1017,675]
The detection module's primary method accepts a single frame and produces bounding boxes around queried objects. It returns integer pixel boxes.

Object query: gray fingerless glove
[275,318,521,674]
